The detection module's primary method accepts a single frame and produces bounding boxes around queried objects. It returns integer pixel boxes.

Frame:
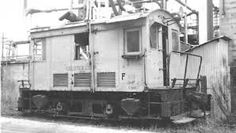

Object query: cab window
[172,29,179,51]
[124,28,141,54]
[150,23,161,49]
[74,32,89,60]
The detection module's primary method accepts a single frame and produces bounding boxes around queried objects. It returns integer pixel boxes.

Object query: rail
[18,80,31,89]
[1,55,31,63]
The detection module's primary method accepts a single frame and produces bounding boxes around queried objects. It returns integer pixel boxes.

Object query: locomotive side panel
[93,25,145,92]
[31,35,73,91]
[31,62,50,90]
[31,38,50,91]
[118,26,146,92]
[93,29,120,91]
[50,35,74,91]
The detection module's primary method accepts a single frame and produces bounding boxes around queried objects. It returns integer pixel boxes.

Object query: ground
[1,116,236,133]
[1,117,153,133]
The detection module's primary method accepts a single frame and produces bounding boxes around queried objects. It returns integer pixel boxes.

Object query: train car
[18,3,203,120]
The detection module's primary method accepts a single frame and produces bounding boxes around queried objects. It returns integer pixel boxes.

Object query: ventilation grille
[53,73,68,87]
[97,72,115,87]
[74,73,91,87]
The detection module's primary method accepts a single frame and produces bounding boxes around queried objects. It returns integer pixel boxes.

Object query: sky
[0,0,70,41]
[0,0,219,42]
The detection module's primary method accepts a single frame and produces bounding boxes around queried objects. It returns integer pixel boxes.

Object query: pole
[23,0,27,13]
[70,0,73,11]
[1,33,4,95]
[88,0,95,92]
[175,0,196,13]
[196,12,199,45]
[1,33,4,60]
[162,0,167,10]
[184,0,188,44]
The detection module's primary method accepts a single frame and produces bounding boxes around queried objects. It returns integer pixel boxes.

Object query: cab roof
[30,9,180,39]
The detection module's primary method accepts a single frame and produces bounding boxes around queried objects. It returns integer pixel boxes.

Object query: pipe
[87,0,95,92]
[117,0,126,11]
[1,33,4,60]
[143,49,147,88]
[23,0,27,13]
[222,0,225,15]
[175,0,197,13]
[196,12,199,44]
[109,0,119,16]
[131,0,162,9]
[183,54,189,82]
[184,14,188,44]
[13,40,30,45]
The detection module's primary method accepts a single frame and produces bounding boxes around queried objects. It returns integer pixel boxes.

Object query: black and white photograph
[1,0,236,132]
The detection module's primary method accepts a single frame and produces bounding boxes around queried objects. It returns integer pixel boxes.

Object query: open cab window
[150,23,162,49]
[74,32,89,60]
[124,28,142,56]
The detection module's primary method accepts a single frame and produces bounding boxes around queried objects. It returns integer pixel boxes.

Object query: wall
[1,63,29,115]
[220,0,236,62]
[187,37,231,120]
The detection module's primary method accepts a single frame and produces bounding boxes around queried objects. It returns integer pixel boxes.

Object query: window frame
[33,38,46,61]
[74,33,89,60]
[150,23,162,49]
[171,29,180,52]
[124,28,142,55]
[74,43,80,60]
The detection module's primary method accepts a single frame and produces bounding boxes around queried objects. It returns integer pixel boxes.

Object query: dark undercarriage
[17,87,209,120]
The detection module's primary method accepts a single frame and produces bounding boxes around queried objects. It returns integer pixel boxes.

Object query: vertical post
[88,0,95,92]
[184,0,188,44]
[2,33,4,61]
[207,0,213,41]
[147,93,150,116]
[70,0,73,11]
[196,12,199,45]
[183,54,189,85]
[23,0,27,13]
[1,33,3,94]
[162,0,167,10]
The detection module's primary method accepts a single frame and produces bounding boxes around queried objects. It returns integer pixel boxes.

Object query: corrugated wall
[187,38,231,120]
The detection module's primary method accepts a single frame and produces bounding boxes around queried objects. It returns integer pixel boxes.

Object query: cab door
[146,23,169,88]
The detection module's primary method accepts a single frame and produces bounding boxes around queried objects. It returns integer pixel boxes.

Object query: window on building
[34,38,46,60]
[74,32,89,60]
[150,23,161,49]
[172,29,179,51]
[125,28,141,54]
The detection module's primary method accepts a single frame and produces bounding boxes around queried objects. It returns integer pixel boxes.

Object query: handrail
[17,80,31,89]
[171,51,202,88]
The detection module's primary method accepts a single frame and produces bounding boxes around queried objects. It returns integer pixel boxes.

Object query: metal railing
[171,51,202,88]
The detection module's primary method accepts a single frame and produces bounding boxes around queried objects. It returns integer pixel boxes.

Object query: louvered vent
[53,73,68,87]
[97,72,116,87]
[74,73,91,87]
